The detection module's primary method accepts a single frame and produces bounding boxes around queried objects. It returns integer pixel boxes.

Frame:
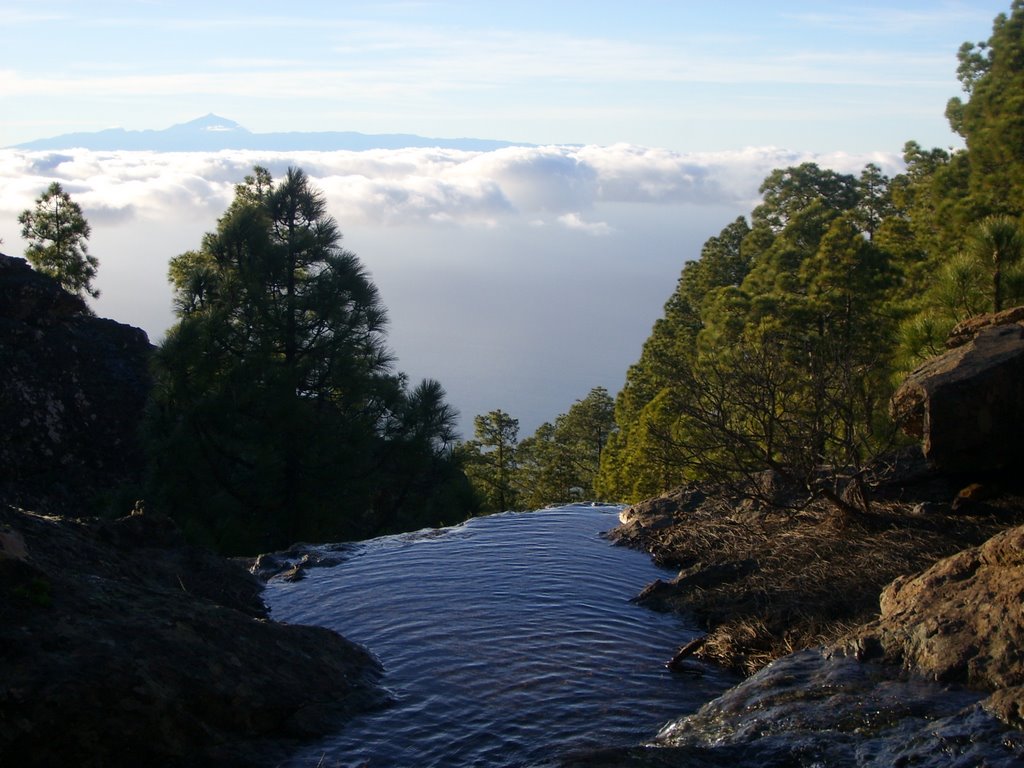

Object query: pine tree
[146,166,469,552]
[18,182,99,299]
[462,410,520,512]
[948,1,1024,218]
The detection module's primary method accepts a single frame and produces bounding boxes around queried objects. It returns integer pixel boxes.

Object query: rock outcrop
[0,254,153,514]
[842,522,1024,728]
[578,502,1024,766]
[0,504,387,767]
[564,649,1024,767]
[605,448,1023,674]
[891,306,1024,472]
[571,521,1024,766]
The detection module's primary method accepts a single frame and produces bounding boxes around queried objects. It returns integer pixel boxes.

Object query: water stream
[264,504,737,767]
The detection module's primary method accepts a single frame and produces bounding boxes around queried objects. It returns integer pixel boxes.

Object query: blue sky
[0,0,1006,151]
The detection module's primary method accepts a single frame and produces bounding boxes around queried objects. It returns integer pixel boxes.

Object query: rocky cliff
[0,253,152,514]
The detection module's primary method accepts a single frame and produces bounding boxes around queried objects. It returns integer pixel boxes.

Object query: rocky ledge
[608,450,1024,676]
[0,505,386,767]
[844,521,1024,728]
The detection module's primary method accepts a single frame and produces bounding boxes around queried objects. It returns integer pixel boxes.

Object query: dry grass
[621,472,1024,676]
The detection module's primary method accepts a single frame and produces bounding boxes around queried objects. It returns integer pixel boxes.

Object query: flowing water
[264,504,737,767]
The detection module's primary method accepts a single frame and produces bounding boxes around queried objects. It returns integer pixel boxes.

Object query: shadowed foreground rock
[0,253,152,514]
[0,253,388,766]
[558,649,1024,767]
[0,505,386,767]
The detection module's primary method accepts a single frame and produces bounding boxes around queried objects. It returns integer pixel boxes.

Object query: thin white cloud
[0,11,962,108]
[0,10,67,24]
[0,47,948,101]
[557,213,614,237]
[787,5,994,34]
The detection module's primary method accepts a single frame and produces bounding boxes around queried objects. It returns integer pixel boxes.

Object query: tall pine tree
[146,167,471,553]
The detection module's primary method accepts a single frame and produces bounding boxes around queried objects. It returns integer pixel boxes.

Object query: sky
[0,1,1010,437]
[0,1,1002,151]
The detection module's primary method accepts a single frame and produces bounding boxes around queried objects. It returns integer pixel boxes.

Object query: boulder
[890,308,1024,472]
[842,522,1024,726]
[615,486,706,529]
[0,254,153,514]
[568,520,1024,767]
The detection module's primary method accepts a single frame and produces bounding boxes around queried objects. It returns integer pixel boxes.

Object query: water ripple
[265,504,737,767]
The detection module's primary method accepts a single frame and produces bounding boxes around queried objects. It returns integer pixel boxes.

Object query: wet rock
[560,650,1024,767]
[666,635,708,673]
[613,487,706,534]
[632,578,677,608]
[250,542,353,582]
[654,650,1024,767]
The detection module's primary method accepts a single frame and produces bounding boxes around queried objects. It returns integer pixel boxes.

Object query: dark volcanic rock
[0,505,386,767]
[0,254,153,514]
[250,542,355,582]
[890,307,1024,473]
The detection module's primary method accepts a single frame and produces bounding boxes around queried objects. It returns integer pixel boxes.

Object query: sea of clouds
[0,144,903,436]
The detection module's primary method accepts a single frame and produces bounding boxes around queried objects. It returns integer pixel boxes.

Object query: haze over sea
[0,129,903,437]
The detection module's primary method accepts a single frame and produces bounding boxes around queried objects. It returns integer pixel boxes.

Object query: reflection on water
[265,504,737,767]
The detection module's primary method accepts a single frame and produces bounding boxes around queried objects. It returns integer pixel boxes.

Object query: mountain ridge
[11,114,533,152]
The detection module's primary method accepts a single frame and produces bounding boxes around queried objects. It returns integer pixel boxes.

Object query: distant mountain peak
[171,114,249,134]
[10,116,531,153]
